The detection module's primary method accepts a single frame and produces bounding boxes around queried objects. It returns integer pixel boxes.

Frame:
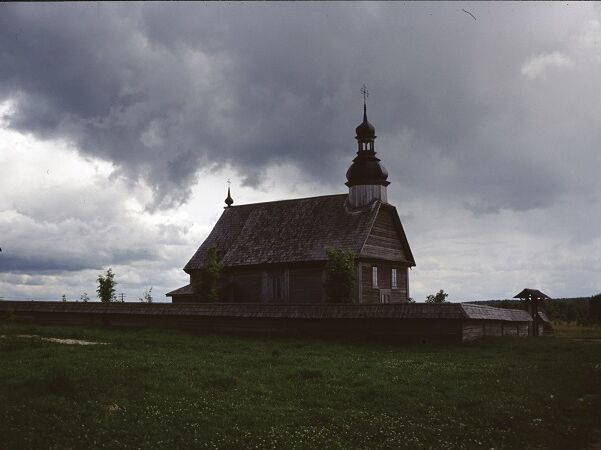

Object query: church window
[392,268,398,288]
[372,266,378,288]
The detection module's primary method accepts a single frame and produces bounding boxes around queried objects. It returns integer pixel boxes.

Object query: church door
[273,271,284,302]
[263,270,289,303]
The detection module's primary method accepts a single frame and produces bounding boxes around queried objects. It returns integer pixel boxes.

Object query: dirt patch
[1,334,108,346]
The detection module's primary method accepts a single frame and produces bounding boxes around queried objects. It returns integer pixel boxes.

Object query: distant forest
[468,294,601,325]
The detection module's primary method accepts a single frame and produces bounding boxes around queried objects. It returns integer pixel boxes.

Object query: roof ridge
[224,193,348,208]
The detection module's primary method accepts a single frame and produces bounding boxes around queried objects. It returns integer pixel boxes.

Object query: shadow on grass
[206,374,239,391]
[16,368,75,398]
[288,368,324,381]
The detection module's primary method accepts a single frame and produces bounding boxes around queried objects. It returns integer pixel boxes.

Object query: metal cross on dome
[360,84,369,104]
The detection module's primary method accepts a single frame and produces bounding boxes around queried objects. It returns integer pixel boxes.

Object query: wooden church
[167,99,416,304]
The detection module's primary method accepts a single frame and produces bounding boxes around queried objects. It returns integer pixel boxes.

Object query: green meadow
[1,322,600,450]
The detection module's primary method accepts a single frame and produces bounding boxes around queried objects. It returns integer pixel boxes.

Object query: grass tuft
[17,368,75,397]
[289,368,324,381]
[207,375,238,391]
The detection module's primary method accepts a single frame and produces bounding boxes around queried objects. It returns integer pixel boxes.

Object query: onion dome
[225,187,234,207]
[355,103,376,140]
[345,102,389,187]
[345,152,389,187]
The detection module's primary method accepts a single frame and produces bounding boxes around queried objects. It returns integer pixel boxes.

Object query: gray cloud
[0,176,186,273]
[2,3,599,212]
[0,173,193,300]
[1,2,601,301]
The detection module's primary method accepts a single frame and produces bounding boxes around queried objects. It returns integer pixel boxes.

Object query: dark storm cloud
[0,2,599,211]
[0,247,153,274]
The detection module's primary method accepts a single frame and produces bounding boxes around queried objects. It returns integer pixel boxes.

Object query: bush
[324,248,356,303]
[426,289,448,304]
[97,268,117,303]
[139,287,153,303]
[199,245,223,302]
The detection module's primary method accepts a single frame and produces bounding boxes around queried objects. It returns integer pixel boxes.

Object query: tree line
[471,295,601,325]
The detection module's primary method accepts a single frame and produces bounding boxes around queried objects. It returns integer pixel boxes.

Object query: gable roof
[537,311,552,323]
[184,194,415,271]
[360,203,415,264]
[166,284,193,296]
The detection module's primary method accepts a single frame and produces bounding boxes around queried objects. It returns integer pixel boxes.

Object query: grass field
[1,322,600,450]
[553,322,601,339]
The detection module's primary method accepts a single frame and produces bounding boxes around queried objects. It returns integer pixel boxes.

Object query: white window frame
[392,268,398,289]
[372,266,378,288]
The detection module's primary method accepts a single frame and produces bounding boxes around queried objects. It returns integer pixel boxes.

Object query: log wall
[361,208,407,261]
[462,321,530,341]
[0,302,533,342]
[289,267,324,303]
[360,262,408,303]
[190,266,326,304]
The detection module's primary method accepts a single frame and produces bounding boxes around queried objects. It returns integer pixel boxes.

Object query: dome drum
[345,154,390,187]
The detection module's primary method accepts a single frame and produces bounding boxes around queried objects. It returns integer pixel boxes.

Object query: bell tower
[346,85,390,208]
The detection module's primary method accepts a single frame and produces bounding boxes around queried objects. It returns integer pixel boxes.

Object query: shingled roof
[184,194,414,271]
[166,284,193,296]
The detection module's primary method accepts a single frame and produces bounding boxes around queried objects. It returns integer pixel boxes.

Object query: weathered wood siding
[289,267,324,303]
[359,262,408,303]
[231,270,262,303]
[1,302,534,342]
[190,271,202,293]
[188,261,408,304]
[484,322,503,336]
[261,270,289,303]
[1,311,464,341]
[398,267,409,301]
[462,323,484,341]
[360,263,376,303]
[212,266,326,304]
[172,295,195,304]
[348,184,387,207]
[462,321,530,340]
[361,208,407,261]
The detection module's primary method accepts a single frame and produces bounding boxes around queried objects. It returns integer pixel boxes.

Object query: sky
[1,2,600,303]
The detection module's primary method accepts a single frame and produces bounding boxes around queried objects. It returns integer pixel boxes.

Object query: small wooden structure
[537,311,555,336]
[513,288,551,336]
